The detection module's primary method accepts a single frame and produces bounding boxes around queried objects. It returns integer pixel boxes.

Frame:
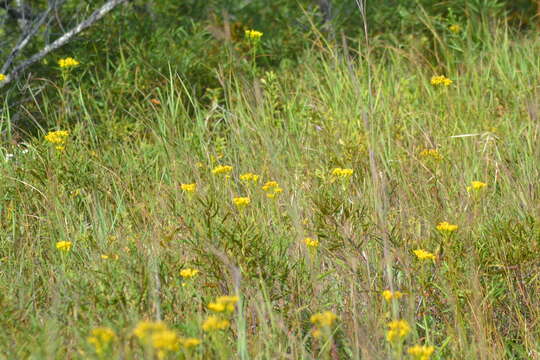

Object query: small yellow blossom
[331,168,354,178]
[151,329,180,354]
[419,148,442,160]
[449,24,461,33]
[262,181,279,191]
[386,320,411,342]
[240,173,260,183]
[262,181,283,198]
[245,29,263,40]
[233,197,251,208]
[436,221,458,233]
[0,74,6,81]
[101,254,119,260]
[212,165,233,175]
[58,57,80,68]
[382,290,404,302]
[202,315,230,331]
[87,327,116,355]
[310,311,338,328]
[44,130,69,145]
[303,237,319,249]
[133,321,168,341]
[413,249,436,261]
[180,337,201,349]
[467,181,487,193]
[208,295,239,313]
[56,241,72,252]
[208,302,226,312]
[180,268,199,279]
[408,344,435,360]
[430,75,453,86]
[181,183,197,192]
[266,187,283,199]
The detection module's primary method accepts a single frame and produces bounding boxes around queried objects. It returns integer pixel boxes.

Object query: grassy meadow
[1,16,540,360]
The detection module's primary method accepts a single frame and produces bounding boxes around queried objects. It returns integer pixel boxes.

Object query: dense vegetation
[1,1,540,359]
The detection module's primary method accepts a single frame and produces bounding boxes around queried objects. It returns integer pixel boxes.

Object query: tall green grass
[1,20,540,359]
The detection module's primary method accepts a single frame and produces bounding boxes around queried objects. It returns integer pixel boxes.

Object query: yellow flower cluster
[87,327,116,355]
[303,237,319,249]
[180,268,199,279]
[133,321,200,356]
[310,311,338,338]
[408,344,435,360]
[56,241,72,252]
[233,197,251,208]
[467,180,487,193]
[262,181,283,198]
[202,315,230,332]
[181,183,197,193]
[208,295,239,313]
[212,165,233,175]
[419,149,442,160]
[310,311,337,327]
[436,221,458,233]
[0,74,5,81]
[382,290,404,302]
[331,168,354,178]
[245,29,263,40]
[240,173,260,183]
[386,320,411,342]
[430,75,453,86]
[58,57,80,68]
[44,130,69,151]
[413,249,436,261]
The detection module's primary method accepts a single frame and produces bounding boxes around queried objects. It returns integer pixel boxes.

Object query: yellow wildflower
[449,24,461,33]
[87,327,116,355]
[262,181,283,198]
[56,241,72,252]
[208,295,239,313]
[212,165,233,175]
[181,183,197,192]
[430,75,453,86]
[331,168,354,178]
[408,344,435,360]
[310,311,338,328]
[382,290,404,302]
[180,268,199,279]
[245,29,263,40]
[216,295,239,310]
[303,237,319,249]
[58,57,80,68]
[413,249,436,261]
[151,329,180,353]
[419,148,442,160]
[44,130,69,145]
[436,221,458,233]
[101,254,119,260]
[208,302,226,312]
[240,173,260,183]
[262,181,279,191]
[180,337,201,349]
[233,197,251,208]
[467,181,487,193]
[133,321,168,341]
[386,320,411,342]
[202,315,230,331]
[0,74,5,81]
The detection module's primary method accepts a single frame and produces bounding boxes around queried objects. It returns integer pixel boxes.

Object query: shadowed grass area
[1,22,540,359]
